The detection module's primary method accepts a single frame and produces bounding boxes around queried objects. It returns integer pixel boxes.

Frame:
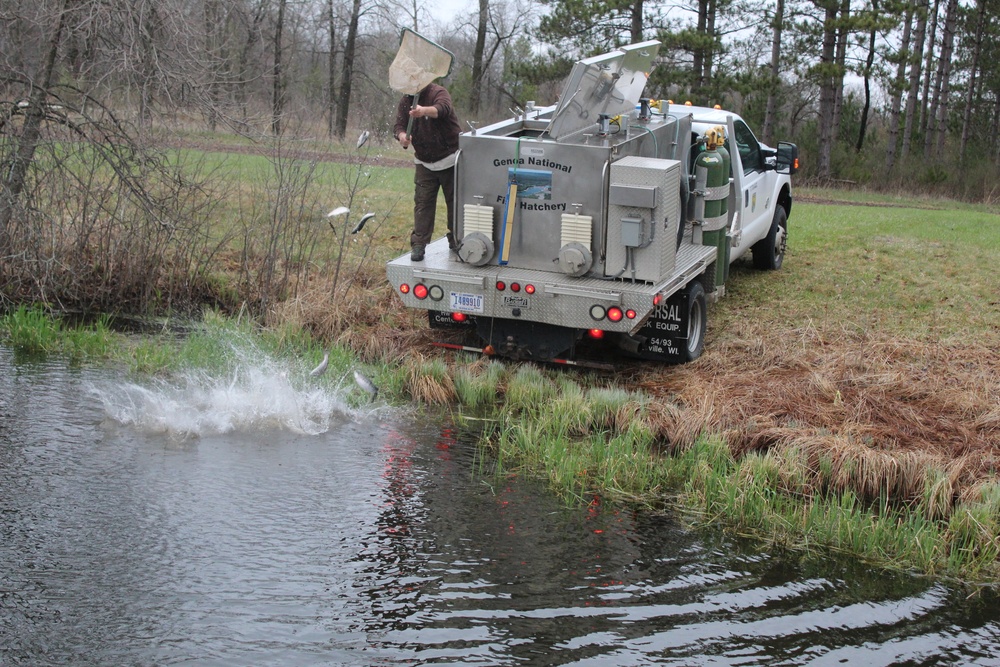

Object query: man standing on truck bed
[394,82,462,262]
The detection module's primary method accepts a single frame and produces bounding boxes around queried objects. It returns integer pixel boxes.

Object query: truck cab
[687,106,797,273]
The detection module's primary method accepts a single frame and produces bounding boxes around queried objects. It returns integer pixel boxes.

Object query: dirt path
[164,136,415,170]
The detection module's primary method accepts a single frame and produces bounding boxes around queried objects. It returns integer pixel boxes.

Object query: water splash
[92,337,368,437]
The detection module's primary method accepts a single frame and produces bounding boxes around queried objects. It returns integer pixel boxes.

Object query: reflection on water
[1,345,999,666]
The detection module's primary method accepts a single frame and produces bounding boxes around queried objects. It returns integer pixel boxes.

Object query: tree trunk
[630,0,644,42]
[992,94,1000,163]
[205,0,223,132]
[901,0,928,158]
[885,0,913,168]
[236,1,266,124]
[831,0,850,150]
[919,0,941,143]
[693,0,708,93]
[471,0,489,115]
[272,0,287,136]
[928,0,957,158]
[327,0,337,138]
[856,5,877,153]
[959,0,986,161]
[135,1,161,129]
[1,0,70,248]
[335,0,362,139]
[816,0,839,179]
[762,0,785,145]
[704,0,717,89]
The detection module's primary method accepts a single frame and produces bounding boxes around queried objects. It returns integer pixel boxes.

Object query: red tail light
[607,307,624,322]
[413,284,429,299]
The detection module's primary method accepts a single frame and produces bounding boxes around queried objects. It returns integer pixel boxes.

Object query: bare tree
[959,0,986,161]
[335,0,363,138]
[272,0,288,135]
[814,0,840,178]
[762,0,785,145]
[918,0,941,141]
[1,0,69,248]
[885,0,913,169]
[900,0,928,159]
[470,0,489,115]
[327,0,339,137]
[926,0,957,158]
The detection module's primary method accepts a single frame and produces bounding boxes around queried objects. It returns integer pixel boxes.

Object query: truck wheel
[752,205,787,270]
[681,280,707,362]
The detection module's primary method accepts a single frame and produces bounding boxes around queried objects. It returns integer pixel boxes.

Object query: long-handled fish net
[388,29,454,142]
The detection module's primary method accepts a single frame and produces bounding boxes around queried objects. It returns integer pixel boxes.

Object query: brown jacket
[394,83,461,164]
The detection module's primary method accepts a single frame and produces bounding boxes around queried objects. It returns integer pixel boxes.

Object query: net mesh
[388,29,454,94]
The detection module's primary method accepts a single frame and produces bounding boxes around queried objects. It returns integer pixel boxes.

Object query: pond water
[2,345,999,666]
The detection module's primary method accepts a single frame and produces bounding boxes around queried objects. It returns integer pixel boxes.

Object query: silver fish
[353,370,379,401]
[309,352,330,377]
[351,212,375,234]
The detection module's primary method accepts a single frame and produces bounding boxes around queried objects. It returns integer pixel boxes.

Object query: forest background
[0,0,996,320]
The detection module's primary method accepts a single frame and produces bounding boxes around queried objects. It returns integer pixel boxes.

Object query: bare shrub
[1,86,229,314]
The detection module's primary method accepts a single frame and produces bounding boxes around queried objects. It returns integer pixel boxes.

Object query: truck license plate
[449,292,484,314]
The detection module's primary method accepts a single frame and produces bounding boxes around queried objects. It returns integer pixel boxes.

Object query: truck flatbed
[386,231,717,334]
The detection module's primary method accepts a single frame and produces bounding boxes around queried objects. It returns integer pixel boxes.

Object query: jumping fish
[309,352,330,377]
[353,370,379,401]
[310,352,378,401]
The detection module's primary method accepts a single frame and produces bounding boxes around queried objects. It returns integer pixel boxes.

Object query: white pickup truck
[387,40,797,366]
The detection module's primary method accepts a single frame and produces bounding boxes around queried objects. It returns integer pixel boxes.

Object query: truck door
[726,118,771,260]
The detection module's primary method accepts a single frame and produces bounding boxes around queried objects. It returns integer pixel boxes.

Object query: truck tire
[681,280,707,362]
[752,205,787,270]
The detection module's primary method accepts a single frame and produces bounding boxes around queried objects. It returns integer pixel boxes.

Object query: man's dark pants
[411,163,455,248]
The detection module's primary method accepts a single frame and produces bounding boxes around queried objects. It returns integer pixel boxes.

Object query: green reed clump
[545,380,590,437]
[61,314,117,362]
[1,307,122,361]
[945,483,1000,576]
[454,359,506,408]
[662,436,1000,579]
[131,338,181,374]
[1,306,63,354]
[505,365,560,414]
[586,386,647,432]
[588,422,663,501]
[487,371,681,505]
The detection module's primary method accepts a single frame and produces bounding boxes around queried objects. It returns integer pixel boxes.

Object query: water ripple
[3,346,1000,666]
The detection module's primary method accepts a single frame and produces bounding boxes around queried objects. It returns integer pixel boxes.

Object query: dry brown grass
[402,351,457,405]
[271,264,431,364]
[630,319,1000,505]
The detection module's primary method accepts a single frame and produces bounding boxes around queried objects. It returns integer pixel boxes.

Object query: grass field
[5,142,999,580]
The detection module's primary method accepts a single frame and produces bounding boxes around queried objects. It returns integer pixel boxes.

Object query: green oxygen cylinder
[696,127,729,289]
[711,125,732,284]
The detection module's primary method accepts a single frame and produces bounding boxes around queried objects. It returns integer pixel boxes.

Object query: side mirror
[776,142,799,175]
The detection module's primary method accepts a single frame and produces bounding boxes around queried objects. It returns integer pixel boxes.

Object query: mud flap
[615,281,707,363]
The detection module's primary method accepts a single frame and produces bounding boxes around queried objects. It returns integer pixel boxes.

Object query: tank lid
[546,40,661,141]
